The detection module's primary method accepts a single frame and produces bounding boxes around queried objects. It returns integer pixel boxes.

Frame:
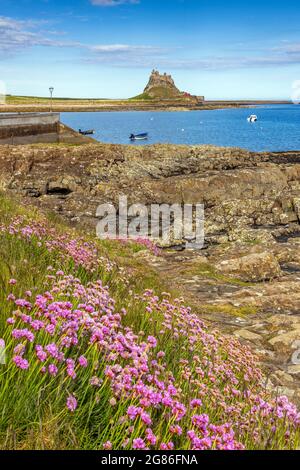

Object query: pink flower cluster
[132,238,161,256]
[0,216,117,274]
[2,214,300,451]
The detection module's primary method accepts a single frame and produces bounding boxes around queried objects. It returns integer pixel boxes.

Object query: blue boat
[79,129,95,135]
[130,133,148,141]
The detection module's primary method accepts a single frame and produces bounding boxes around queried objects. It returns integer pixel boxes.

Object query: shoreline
[0,100,291,114]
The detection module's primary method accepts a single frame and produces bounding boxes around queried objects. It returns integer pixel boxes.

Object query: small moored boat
[79,129,95,135]
[247,115,258,123]
[130,133,148,141]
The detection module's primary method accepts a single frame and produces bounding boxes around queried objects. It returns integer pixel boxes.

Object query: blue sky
[0,0,300,99]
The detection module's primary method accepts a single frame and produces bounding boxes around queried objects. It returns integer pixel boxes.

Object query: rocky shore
[1,142,300,403]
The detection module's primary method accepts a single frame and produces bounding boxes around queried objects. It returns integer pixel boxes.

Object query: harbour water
[61,104,300,152]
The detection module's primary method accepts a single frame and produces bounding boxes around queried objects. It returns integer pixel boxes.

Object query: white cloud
[273,43,300,54]
[86,43,169,68]
[90,0,139,6]
[90,44,162,52]
[0,15,166,65]
[0,16,70,54]
[83,49,300,70]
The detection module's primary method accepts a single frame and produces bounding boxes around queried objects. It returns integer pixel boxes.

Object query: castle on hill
[143,69,204,103]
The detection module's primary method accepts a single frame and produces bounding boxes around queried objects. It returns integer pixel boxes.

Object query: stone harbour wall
[0,113,60,144]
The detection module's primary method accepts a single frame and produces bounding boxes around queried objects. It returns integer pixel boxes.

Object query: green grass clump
[189,262,254,287]
[202,304,258,317]
[129,93,154,101]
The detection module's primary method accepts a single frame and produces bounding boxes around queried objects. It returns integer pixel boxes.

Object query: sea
[61,104,300,152]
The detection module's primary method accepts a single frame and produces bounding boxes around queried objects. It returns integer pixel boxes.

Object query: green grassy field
[5,95,131,105]
[4,94,197,107]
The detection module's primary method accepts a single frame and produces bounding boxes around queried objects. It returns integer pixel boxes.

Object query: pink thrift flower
[109,397,117,406]
[45,324,55,335]
[12,328,34,343]
[14,344,25,356]
[90,376,101,387]
[192,413,209,430]
[36,348,47,362]
[67,395,77,412]
[141,411,152,426]
[78,355,88,368]
[67,367,77,380]
[170,425,183,435]
[133,438,146,450]
[48,364,58,376]
[147,336,157,348]
[172,401,187,421]
[157,351,165,359]
[13,355,29,370]
[103,441,112,450]
[191,399,203,408]
[146,428,157,446]
[127,406,141,420]
[160,443,168,450]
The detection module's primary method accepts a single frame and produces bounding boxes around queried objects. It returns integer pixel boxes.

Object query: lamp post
[49,87,54,112]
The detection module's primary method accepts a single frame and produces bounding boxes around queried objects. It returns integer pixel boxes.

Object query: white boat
[247,115,258,123]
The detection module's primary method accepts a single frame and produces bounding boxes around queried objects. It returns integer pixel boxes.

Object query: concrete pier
[0,113,60,144]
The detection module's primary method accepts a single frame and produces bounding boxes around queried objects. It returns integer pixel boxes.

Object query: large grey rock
[216,252,281,282]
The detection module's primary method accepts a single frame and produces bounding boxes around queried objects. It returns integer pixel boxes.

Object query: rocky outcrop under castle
[137,69,204,103]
